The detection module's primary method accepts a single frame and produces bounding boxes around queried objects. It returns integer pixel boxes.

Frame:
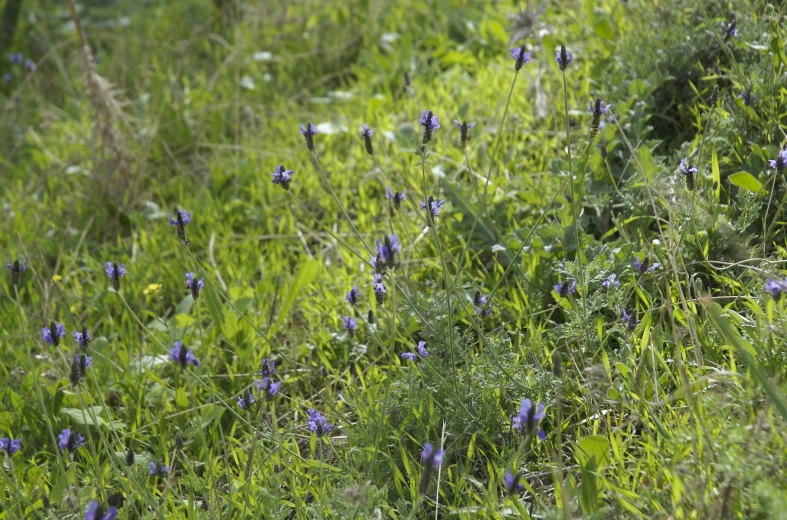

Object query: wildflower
[509,44,531,71]
[58,428,85,452]
[0,437,21,456]
[634,256,660,275]
[149,462,169,476]
[300,122,318,151]
[453,120,476,149]
[473,291,492,316]
[554,280,577,298]
[169,209,192,245]
[601,274,620,290]
[400,352,417,362]
[343,316,358,335]
[105,261,126,291]
[186,272,204,300]
[416,341,429,358]
[69,354,92,386]
[255,377,282,397]
[361,124,374,155]
[739,90,756,107]
[367,309,375,324]
[679,158,698,191]
[589,98,611,143]
[418,443,445,494]
[555,44,573,70]
[237,390,255,409]
[271,164,294,190]
[345,286,360,305]
[24,59,36,72]
[374,235,401,271]
[765,279,787,301]
[373,273,387,305]
[504,468,525,494]
[73,326,91,350]
[3,73,12,82]
[768,148,787,172]
[421,196,445,225]
[170,341,200,368]
[621,309,640,331]
[724,19,738,41]
[385,187,407,210]
[42,322,66,347]
[9,52,23,64]
[419,110,440,145]
[512,398,546,440]
[260,358,276,377]
[85,500,118,520]
[6,258,26,286]
[306,408,332,436]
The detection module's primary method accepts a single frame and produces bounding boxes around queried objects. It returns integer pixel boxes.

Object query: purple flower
[85,501,118,520]
[255,377,282,397]
[419,110,440,144]
[0,437,21,456]
[70,353,92,386]
[588,99,611,116]
[765,278,787,301]
[634,256,660,275]
[2,73,12,82]
[149,461,169,476]
[416,341,429,358]
[343,316,358,335]
[168,209,192,244]
[345,286,360,305]
[739,90,756,107]
[24,59,36,72]
[555,45,573,70]
[73,326,91,349]
[170,341,200,368]
[420,443,444,468]
[9,52,23,64]
[679,158,698,176]
[361,124,374,155]
[261,358,276,377]
[768,148,787,172]
[42,322,66,346]
[421,196,445,223]
[601,274,620,290]
[385,187,407,210]
[6,258,26,286]
[504,468,525,494]
[58,428,85,451]
[454,120,476,148]
[186,272,204,300]
[400,352,417,362]
[724,20,738,40]
[553,280,577,298]
[373,272,387,300]
[300,122,317,151]
[509,44,531,71]
[473,291,492,316]
[237,390,255,409]
[512,398,546,440]
[621,309,641,331]
[271,164,294,190]
[105,261,126,291]
[374,235,401,271]
[307,408,332,436]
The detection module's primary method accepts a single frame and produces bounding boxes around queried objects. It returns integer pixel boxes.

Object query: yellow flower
[52,274,63,283]
[143,283,163,295]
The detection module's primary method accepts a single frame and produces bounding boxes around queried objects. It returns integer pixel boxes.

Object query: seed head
[588,98,610,143]
[453,120,476,149]
[361,124,374,155]
[300,122,317,151]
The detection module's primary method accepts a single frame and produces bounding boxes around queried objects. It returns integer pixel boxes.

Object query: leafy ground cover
[2,0,787,518]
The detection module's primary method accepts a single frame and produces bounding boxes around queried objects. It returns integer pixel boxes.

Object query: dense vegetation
[2,0,787,518]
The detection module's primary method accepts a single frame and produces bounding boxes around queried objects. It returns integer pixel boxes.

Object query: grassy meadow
[2,0,787,517]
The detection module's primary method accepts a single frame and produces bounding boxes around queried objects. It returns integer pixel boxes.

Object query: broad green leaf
[593,17,615,40]
[728,171,762,193]
[61,407,126,429]
[575,435,610,470]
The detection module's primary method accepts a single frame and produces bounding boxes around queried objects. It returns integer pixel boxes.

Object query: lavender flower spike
[170,341,200,368]
[85,500,118,520]
[361,124,374,155]
[400,352,417,362]
[6,258,26,286]
[271,164,294,190]
[106,261,126,291]
[416,341,429,358]
[634,256,660,275]
[621,309,641,331]
[42,322,66,346]
[679,158,698,191]
[0,437,21,456]
[509,44,531,71]
[57,428,85,451]
[385,187,407,210]
[307,408,332,436]
[73,326,91,350]
[512,398,546,440]
[345,286,360,305]
[149,462,170,476]
[186,272,205,300]
[601,274,620,290]
[419,110,440,144]
[421,196,445,225]
[504,468,525,494]
[765,278,787,301]
[343,315,358,335]
[768,147,787,172]
[554,280,577,298]
[300,122,317,151]
[555,44,573,70]
[168,209,192,244]
[419,442,445,494]
[454,120,476,149]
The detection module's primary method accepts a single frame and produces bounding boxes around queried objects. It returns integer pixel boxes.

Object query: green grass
[1,0,787,518]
